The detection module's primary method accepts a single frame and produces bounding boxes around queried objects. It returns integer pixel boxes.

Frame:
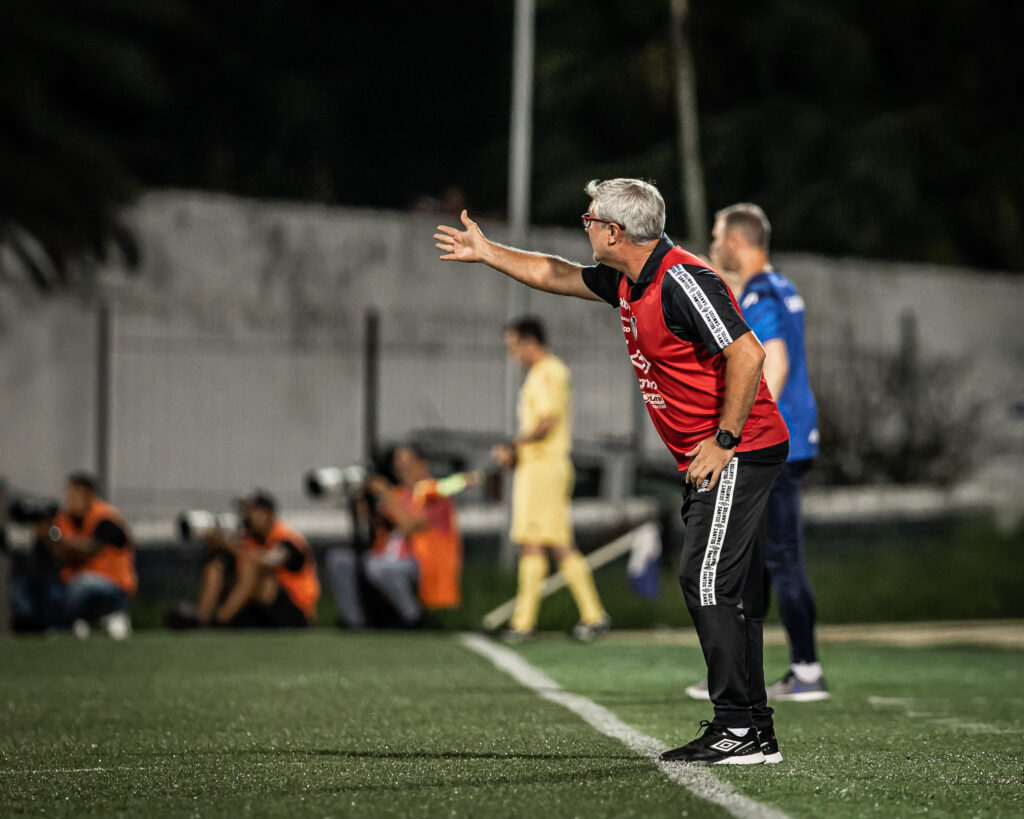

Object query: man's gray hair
[584,178,665,243]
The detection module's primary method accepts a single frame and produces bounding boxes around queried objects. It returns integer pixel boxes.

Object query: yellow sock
[510,554,548,633]
[559,551,606,625]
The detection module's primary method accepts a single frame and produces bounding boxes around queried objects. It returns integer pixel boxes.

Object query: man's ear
[726,229,744,253]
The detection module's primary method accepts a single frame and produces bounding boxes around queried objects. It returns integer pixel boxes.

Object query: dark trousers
[679,454,784,730]
[15,571,127,629]
[765,459,818,664]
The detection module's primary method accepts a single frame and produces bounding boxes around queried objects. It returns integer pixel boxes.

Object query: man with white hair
[435,179,790,765]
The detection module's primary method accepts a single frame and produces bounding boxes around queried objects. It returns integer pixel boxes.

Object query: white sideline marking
[460,634,789,819]
[866,696,912,707]
[867,697,1022,735]
[0,766,134,775]
[0,761,309,776]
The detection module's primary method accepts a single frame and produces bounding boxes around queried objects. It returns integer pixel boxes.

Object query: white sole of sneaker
[762,752,784,763]
[772,691,831,702]
[714,751,766,765]
[684,686,711,701]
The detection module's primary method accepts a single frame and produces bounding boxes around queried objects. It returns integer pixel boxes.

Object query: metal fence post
[364,309,380,462]
[96,302,112,497]
[0,478,10,634]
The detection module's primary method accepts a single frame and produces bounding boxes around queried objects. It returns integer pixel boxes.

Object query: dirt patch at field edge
[608,620,1024,649]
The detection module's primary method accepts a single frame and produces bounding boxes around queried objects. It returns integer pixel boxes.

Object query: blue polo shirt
[740,269,819,462]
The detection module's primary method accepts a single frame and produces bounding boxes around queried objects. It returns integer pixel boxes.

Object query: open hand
[491,443,515,470]
[435,210,487,262]
[683,436,734,492]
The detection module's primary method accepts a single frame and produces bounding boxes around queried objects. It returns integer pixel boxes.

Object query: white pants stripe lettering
[699,459,738,606]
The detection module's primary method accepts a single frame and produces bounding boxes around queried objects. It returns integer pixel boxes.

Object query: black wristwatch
[715,428,742,449]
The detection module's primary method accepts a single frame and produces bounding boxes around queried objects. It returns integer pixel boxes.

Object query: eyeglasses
[581,213,621,231]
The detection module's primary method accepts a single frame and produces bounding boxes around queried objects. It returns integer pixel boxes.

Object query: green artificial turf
[0,632,723,818]
[517,635,1024,818]
[2,631,1021,818]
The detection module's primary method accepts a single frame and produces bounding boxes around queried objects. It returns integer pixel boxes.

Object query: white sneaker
[72,619,91,640]
[100,611,132,641]
[765,670,830,702]
[685,677,711,701]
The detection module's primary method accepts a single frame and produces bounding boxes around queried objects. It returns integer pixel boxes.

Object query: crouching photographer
[325,444,466,629]
[11,473,135,638]
[173,491,320,629]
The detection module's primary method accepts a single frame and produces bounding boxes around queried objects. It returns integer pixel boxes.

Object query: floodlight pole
[506,0,535,366]
[502,0,536,570]
[669,0,707,246]
[508,0,535,258]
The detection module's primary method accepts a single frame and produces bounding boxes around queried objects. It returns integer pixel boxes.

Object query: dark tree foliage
[690,0,1024,268]
[2,0,1021,286]
[0,0,178,289]
[139,2,514,210]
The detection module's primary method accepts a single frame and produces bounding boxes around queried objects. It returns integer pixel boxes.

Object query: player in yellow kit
[492,316,610,643]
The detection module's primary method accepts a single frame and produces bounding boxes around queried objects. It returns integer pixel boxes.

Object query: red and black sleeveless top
[583,238,788,469]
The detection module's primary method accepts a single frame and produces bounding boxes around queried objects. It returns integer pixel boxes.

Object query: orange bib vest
[54,500,137,595]
[372,487,462,609]
[265,520,320,620]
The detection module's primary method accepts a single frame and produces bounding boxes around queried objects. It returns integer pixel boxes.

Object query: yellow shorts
[510,458,575,547]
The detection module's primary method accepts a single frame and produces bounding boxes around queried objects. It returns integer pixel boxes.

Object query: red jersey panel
[615,245,789,469]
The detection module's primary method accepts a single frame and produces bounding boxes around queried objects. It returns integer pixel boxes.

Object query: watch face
[716,430,736,448]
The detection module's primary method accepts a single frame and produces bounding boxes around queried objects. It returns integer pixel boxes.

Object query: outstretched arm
[434,210,601,301]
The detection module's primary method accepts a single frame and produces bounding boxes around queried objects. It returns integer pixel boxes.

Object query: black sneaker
[659,721,765,765]
[499,628,534,645]
[571,614,611,642]
[757,727,783,764]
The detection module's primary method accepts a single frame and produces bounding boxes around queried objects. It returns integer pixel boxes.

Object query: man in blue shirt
[698,202,828,701]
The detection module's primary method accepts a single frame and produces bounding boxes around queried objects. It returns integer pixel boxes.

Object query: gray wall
[2,191,1022,518]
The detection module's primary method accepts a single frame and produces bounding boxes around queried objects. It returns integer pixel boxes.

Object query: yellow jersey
[517,354,572,464]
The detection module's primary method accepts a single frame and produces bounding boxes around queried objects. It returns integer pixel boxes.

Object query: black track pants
[679,453,785,729]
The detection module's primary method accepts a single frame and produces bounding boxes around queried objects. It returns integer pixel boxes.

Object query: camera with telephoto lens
[177,510,241,542]
[304,464,371,499]
[7,497,60,525]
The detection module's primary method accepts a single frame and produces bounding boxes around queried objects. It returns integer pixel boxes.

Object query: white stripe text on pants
[700,458,738,605]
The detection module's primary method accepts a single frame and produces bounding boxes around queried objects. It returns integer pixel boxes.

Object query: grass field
[2,629,1022,818]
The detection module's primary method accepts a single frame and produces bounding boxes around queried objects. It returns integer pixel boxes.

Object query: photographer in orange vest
[327,444,463,628]
[41,472,136,639]
[203,491,320,628]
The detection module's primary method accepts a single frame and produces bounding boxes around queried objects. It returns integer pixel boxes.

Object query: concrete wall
[2,190,1022,518]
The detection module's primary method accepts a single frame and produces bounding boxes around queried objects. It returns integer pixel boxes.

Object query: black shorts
[230,588,309,629]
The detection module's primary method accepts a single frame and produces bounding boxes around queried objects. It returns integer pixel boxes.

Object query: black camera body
[7,497,59,525]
